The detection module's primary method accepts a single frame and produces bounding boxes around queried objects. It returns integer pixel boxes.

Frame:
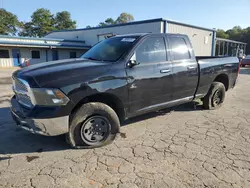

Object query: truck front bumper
[10,96,69,136]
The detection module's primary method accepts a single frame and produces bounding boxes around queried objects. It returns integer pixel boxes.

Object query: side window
[169,37,190,60]
[31,50,40,59]
[135,37,167,64]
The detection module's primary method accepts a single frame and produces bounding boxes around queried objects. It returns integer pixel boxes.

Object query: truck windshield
[81,36,139,62]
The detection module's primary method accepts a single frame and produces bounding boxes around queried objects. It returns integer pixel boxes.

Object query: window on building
[70,52,77,58]
[169,37,191,60]
[31,50,40,59]
[0,50,10,58]
[135,37,167,64]
[52,50,59,61]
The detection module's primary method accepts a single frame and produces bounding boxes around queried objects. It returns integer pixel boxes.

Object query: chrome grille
[16,94,33,107]
[13,78,28,92]
[12,76,34,108]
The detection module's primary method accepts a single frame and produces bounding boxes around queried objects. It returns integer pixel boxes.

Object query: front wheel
[67,102,120,149]
[203,82,226,110]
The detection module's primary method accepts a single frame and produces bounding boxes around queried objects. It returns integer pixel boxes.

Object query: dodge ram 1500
[11,33,240,148]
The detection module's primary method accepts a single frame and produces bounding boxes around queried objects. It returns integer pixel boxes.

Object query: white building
[0,35,90,67]
[45,18,216,56]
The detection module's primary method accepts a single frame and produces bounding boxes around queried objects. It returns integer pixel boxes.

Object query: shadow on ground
[240,67,250,75]
[0,101,202,155]
[0,107,69,155]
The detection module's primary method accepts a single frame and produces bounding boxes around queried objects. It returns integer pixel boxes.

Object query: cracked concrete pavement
[1,68,250,188]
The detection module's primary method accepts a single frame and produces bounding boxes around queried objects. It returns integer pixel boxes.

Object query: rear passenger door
[168,35,199,101]
[126,36,173,114]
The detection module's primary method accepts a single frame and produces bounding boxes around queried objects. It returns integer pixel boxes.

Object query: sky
[2,0,250,30]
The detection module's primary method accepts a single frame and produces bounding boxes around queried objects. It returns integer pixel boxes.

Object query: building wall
[0,46,87,67]
[20,48,47,65]
[45,21,163,46]
[167,23,213,56]
[0,47,13,67]
[57,49,85,60]
[46,20,214,56]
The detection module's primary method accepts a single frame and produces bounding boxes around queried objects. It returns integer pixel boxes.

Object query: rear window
[169,37,191,61]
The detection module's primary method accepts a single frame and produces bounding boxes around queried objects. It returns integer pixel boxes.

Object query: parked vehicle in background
[10,33,240,148]
[241,55,250,67]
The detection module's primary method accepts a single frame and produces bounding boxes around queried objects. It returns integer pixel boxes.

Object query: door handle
[187,66,196,70]
[160,69,171,73]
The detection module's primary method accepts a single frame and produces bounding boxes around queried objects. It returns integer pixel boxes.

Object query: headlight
[32,88,70,106]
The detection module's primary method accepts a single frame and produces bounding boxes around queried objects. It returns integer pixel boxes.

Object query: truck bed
[195,56,239,97]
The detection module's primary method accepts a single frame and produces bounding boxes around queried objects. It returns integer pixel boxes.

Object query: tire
[203,82,226,110]
[242,65,245,67]
[67,102,120,149]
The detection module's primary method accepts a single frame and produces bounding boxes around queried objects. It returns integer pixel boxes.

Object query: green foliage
[116,13,134,24]
[97,12,134,27]
[216,29,229,39]
[98,18,116,27]
[217,27,250,54]
[20,8,54,37]
[19,9,76,37]
[0,8,20,35]
[54,11,76,30]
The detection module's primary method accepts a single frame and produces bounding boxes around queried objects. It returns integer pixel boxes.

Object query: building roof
[165,19,215,32]
[45,18,215,36]
[216,37,247,45]
[0,35,91,49]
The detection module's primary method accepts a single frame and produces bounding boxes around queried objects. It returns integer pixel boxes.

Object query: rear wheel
[203,82,226,110]
[67,102,120,149]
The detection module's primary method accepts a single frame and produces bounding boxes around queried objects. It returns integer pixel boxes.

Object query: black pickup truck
[11,33,240,148]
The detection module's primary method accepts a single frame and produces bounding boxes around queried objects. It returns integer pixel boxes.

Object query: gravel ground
[0,68,250,188]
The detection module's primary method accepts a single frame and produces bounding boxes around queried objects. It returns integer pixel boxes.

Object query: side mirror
[127,53,140,68]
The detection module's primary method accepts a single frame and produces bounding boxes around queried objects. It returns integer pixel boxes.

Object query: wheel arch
[70,93,126,123]
[213,73,229,91]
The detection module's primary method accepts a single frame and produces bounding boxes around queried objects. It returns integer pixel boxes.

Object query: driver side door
[126,36,173,116]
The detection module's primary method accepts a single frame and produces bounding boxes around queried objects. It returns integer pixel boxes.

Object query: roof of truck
[114,33,187,38]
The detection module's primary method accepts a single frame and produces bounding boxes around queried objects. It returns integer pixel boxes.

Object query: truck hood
[16,58,111,88]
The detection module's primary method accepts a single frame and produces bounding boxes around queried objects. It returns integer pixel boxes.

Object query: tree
[98,18,116,27]
[19,21,37,37]
[217,26,250,54]
[54,11,76,30]
[116,13,134,24]
[20,9,77,37]
[95,12,135,27]
[216,29,229,39]
[0,8,20,35]
[20,8,54,37]
[226,26,244,41]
